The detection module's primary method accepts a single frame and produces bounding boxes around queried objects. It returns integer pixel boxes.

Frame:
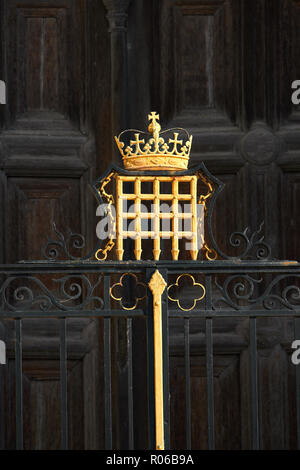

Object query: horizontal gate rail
[0,310,145,319]
[0,259,298,273]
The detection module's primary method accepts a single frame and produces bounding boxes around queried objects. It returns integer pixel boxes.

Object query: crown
[114,112,193,171]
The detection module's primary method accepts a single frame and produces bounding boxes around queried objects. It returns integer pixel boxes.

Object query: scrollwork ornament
[42,222,102,261]
[0,275,104,312]
[208,221,272,261]
[214,274,300,311]
[214,274,263,310]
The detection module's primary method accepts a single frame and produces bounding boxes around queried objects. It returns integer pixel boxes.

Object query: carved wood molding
[102,0,131,12]
[240,123,283,166]
[175,0,225,16]
[0,131,88,177]
[102,0,132,31]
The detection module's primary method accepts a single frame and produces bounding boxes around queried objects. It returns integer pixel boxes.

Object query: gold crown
[114,112,193,171]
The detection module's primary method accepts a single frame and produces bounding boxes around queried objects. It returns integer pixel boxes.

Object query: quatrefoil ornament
[110,273,146,311]
[167,274,206,312]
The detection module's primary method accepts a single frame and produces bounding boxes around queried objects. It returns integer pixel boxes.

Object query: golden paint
[114,112,192,171]
[110,273,146,311]
[167,274,206,311]
[148,270,167,450]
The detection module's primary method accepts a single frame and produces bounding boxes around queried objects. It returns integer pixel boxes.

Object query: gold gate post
[148,270,167,450]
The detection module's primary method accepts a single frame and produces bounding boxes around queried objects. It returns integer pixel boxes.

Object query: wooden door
[1,0,300,450]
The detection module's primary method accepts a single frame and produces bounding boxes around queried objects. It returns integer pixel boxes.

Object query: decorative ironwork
[227,222,271,260]
[198,170,214,210]
[167,274,206,311]
[2,110,300,452]
[0,275,104,311]
[40,158,272,265]
[113,174,200,261]
[40,99,273,265]
[0,262,300,452]
[214,274,300,310]
[208,222,272,262]
[202,242,218,261]
[42,222,101,261]
[95,171,116,261]
[110,273,146,310]
[91,163,270,263]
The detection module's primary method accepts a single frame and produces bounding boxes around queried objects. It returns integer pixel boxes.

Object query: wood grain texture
[1,0,300,450]
[0,0,110,450]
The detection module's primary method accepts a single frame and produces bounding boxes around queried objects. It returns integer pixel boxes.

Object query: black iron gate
[1,259,300,449]
[0,139,299,449]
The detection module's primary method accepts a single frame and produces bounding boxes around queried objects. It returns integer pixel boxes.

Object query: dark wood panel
[281,172,300,261]
[5,357,86,449]
[43,18,59,110]
[24,14,60,112]
[156,0,242,126]
[26,18,43,111]
[17,6,68,117]
[170,354,242,450]
[258,345,289,449]
[177,14,214,109]
[4,0,84,127]
[278,0,300,123]
[212,172,246,256]
[23,363,62,450]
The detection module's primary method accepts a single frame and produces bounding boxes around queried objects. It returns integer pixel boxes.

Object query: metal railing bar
[0,310,145,319]
[15,318,23,450]
[127,318,134,450]
[1,261,300,276]
[146,269,155,450]
[2,309,300,319]
[206,317,215,450]
[0,264,152,273]
[60,318,68,450]
[168,310,300,318]
[250,317,259,450]
[184,318,191,450]
[3,264,299,452]
[104,318,112,450]
[162,269,170,450]
[295,318,300,450]
[104,275,112,450]
[205,276,215,449]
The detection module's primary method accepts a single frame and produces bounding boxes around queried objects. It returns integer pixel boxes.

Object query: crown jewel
[114,112,193,171]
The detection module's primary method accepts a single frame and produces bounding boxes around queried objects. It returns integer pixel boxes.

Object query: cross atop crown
[148,111,160,125]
